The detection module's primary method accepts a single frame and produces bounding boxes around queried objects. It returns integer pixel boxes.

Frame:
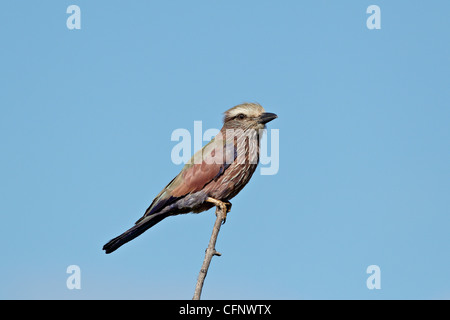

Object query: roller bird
[103,103,277,253]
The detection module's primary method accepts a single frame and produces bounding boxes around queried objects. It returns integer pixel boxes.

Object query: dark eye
[238,113,246,120]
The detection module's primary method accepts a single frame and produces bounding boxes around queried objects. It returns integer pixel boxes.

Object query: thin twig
[192,197,228,300]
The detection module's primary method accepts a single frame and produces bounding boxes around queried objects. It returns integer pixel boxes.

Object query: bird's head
[223,102,278,131]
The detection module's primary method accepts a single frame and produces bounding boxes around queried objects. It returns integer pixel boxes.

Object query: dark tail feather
[103,213,168,254]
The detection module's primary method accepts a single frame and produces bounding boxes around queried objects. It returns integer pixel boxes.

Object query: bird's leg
[206,197,231,224]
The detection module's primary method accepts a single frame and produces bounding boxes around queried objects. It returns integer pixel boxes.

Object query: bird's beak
[258,112,278,124]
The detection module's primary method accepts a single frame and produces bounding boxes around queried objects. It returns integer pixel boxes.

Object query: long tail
[103,212,169,254]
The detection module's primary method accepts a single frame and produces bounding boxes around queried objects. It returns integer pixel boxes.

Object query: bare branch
[192,197,228,300]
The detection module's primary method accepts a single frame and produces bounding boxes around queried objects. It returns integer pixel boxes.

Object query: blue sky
[0,1,449,299]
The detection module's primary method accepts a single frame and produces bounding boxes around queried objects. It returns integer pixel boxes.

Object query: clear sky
[0,1,449,299]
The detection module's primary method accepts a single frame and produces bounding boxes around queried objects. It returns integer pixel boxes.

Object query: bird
[103,102,278,254]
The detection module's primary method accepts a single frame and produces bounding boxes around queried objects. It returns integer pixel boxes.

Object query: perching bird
[103,102,277,253]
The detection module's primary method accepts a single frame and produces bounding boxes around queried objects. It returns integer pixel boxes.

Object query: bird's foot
[206,197,232,225]
[223,201,232,213]
[220,201,232,225]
